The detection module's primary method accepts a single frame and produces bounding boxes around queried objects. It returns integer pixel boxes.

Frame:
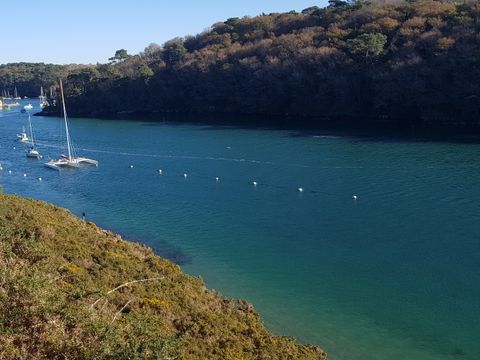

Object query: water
[1,101,480,360]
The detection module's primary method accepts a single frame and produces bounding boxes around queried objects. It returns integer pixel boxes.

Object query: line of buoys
[0,155,354,199]
[0,156,357,200]
[128,167,320,196]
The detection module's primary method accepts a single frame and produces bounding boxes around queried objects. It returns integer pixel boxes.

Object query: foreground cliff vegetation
[3,0,480,128]
[0,194,326,359]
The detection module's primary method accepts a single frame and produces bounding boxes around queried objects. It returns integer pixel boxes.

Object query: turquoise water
[1,102,480,360]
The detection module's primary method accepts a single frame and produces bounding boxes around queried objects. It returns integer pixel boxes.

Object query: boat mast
[28,113,35,149]
[59,79,72,160]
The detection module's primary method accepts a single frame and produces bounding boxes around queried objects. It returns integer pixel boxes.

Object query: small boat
[27,147,41,158]
[25,113,41,159]
[13,86,21,100]
[24,104,33,111]
[45,79,98,170]
[39,87,48,109]
[17,127,30,143]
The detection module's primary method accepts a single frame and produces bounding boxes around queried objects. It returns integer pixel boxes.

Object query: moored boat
[44,79,98,170]
[17,127,30,143]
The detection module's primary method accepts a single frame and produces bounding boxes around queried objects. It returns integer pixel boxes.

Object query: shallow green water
[1,103,480,359]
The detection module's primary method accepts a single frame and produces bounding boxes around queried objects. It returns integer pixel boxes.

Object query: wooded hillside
[11,0,480,128]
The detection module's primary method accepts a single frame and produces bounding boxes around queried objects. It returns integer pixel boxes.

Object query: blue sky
[2,1,327,65]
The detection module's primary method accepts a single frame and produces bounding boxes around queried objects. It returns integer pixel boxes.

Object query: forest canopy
[4,0,480,128]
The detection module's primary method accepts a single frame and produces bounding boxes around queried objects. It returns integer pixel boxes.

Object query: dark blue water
[1,101,480,360]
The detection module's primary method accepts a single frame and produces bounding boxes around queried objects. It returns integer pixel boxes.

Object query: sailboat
[21,103,33,113]
[26,113,41,159]
[17,126,30,142]
[44,79,98,170]
[39,86,48,109]
[13,86,21,100]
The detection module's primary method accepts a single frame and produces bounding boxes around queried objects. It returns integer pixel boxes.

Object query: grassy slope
[0,194,326,359]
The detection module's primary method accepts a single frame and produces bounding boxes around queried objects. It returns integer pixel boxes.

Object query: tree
[137,64,154,78]
[302,6,320,14]
[161,38,187,66]
[109,49,130,63]
[328,0,350,8]
[141,43,162,61]
[347,32,387,57]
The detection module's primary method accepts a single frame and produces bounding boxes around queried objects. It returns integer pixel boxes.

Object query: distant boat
[24,104,33,111]
[39,86,48,108]
[26,113,41,159]
[3,89,12,99]
[17,126,30,143]
[44,79,98,170]
[13,86,21,100]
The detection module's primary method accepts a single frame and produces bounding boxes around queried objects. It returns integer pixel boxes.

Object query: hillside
[0,194,326,359]
[33,0,480,129]
[0,63,88,98]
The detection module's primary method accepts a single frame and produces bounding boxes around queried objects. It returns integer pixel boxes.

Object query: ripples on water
[1,103,480,360]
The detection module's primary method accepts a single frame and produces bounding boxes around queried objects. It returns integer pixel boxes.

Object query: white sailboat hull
[17,132,30,143]
[26,150,41,159]
[45,79,99,171]
[44,157,98,171]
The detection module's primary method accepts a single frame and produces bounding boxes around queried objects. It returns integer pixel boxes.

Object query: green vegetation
[0,63,88,98]
[0,194,326,359]
[45,0,480,128]
[5,0,480,128]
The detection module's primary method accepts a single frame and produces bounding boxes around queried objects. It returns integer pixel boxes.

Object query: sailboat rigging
[44,79,98,170]
[26,113,41,159]
[39,86,48,108]
[13,86,21,100]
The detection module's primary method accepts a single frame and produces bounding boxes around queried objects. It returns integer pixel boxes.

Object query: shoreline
[0,193,327,359]
[36,109,480,144]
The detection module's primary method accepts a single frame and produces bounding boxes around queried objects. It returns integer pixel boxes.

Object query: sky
[1,1,328,65]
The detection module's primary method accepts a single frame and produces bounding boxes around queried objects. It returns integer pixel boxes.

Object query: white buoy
[252,181,257,186]
[183,173,188,178]
[352,195,358,200]
[226,146,231,150]
[23,173,27,177]
[215,176,219,182]
[13,147,16,150]
[38,177,42,181]
[8,170,12,174]
[158,169,163,175]
[298,187,304,193]
[0,167,3,171]
[129,165,134,169]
